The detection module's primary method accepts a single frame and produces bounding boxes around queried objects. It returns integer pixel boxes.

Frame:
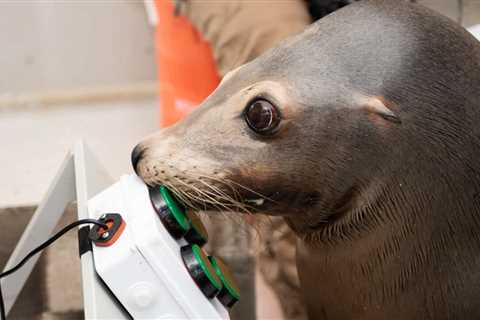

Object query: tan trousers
[178,0,311,76]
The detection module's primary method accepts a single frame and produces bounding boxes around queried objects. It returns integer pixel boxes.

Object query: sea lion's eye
[244,99,280,135]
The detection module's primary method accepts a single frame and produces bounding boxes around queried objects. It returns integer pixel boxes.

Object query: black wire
[0,218,107,320]
[0,281,4,320]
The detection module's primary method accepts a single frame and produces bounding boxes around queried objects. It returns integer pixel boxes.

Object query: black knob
[209,256,240,308]
[149,185,190,238]
[183,211,208,246]
[181,244,221,298]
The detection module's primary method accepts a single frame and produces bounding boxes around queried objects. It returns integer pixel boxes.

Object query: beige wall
[1,1,479,96]
[0,1,156,94]
[420,0,480,27]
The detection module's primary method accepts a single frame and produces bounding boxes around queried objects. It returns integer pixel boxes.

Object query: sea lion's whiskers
[175,180,227,206]
[173,177,237,213]
[178,179,269,247]
[222,177,276,203]
[191,173,269,214]
[193,177,255,215]
[200,188,254,215]
[171,186,220,211]
[156,179,208,211]
[172,176,252,216]
[168,177,257,234]
[193,173,245,204]
[163,181,201,211]
[172,177,232,207]
[179,172,256,214]
[194,176,241,202]
[182,180,258,235]
[192,184,245,209]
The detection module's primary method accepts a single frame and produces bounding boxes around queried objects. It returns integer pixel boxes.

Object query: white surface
[0,99,159,208]
[89,174,229,319]
[143,0,158,26]
[74,141,127,319]
[2,142,131,318]
[468,24,480,39]
[1,152,76,315]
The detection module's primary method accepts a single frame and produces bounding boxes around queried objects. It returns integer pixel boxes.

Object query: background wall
[1,0,479,98]
[0,1,159,208]
[0,1,156,95]
[420,0,480,27]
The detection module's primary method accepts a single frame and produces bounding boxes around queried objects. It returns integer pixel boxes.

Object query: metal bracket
[1,140,129,319]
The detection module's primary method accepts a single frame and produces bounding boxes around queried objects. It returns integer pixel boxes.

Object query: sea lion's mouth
[136,152,319,216]
[145,176,290,216]
[147,177,319,217]
[145,177,274,216]
[179,186,281,215]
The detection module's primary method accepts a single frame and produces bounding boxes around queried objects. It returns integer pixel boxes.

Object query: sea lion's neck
[292,165,480,318]
[288,146,480,244]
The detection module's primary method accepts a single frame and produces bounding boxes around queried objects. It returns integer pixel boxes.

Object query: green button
[209,256,240,300]
[192,245,222,291]
[159,185,190,232]
[184,211,208,246]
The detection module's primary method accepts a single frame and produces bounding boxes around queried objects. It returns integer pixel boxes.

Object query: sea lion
[132,0,480,319]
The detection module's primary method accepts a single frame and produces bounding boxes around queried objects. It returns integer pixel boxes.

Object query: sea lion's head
[133,0,480,241]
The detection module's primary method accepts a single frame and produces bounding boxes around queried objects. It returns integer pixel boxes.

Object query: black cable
[0,280,4,320]
[0,219,107,320]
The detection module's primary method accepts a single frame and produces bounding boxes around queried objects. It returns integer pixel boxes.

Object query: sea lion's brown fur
[132,1,480,318]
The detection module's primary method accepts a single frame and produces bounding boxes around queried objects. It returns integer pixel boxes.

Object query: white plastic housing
[88,174,230,319]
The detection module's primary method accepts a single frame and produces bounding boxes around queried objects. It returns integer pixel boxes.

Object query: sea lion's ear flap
[357,96,401,124]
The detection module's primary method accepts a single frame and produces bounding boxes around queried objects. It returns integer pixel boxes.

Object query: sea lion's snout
[133,0,412,227]
[133,35,403,223]
[131,144,144,175]
[133,75,319,216]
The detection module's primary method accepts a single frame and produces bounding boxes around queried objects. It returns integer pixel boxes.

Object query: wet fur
[134,1,480,319]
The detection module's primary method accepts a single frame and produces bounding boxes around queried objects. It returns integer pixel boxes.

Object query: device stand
[1,141,128,319]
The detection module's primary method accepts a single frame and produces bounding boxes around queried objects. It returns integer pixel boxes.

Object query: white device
[2,142,244,319]
[87,174,230,319]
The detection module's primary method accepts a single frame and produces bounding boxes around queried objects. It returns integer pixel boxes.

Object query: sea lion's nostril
[131,144,144,175]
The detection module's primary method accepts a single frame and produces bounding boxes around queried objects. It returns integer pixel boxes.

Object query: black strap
[78,226,92,257]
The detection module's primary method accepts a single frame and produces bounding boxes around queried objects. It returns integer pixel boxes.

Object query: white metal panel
[88,174,229,319]
[74,141,128,319]
[1,152,77,315]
